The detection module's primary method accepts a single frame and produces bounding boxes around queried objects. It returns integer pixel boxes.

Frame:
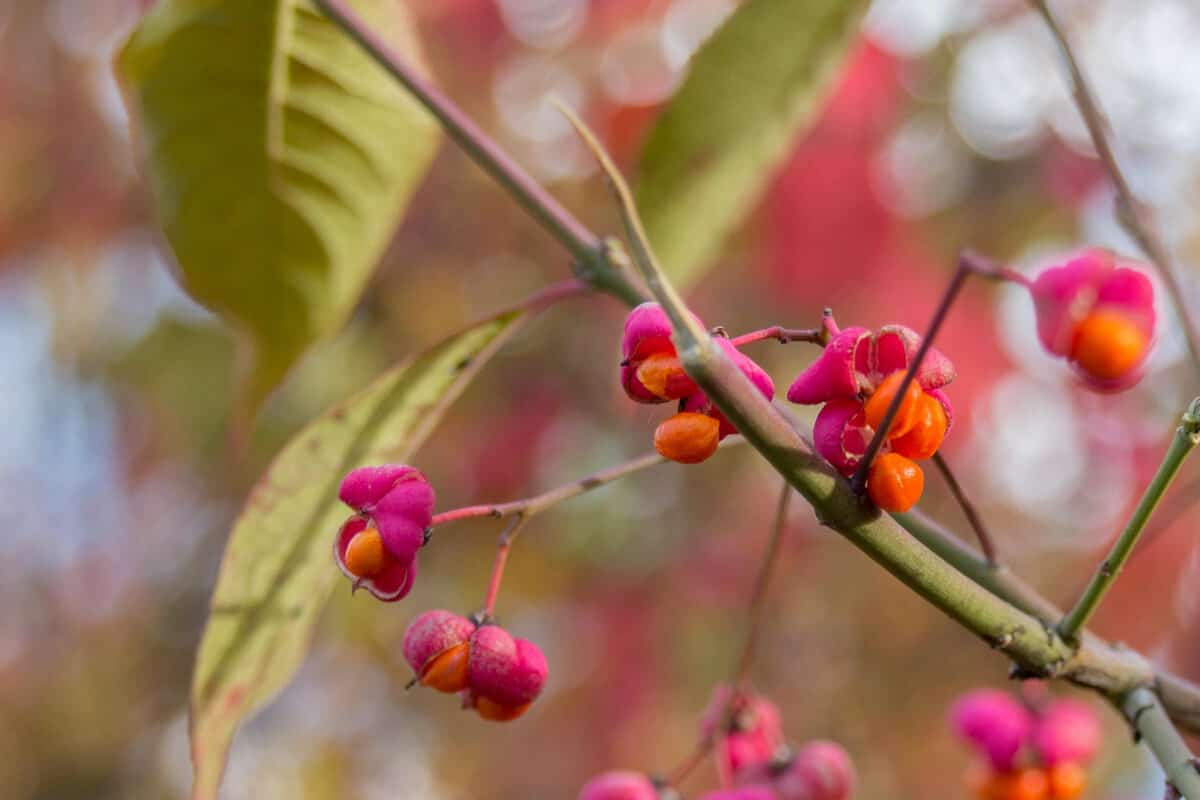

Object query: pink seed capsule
[950,689,1035,772]
[466,624,549,722]
[1032,698,1101,767]
[402,610,476,692]
[773,741,856,800]
[578,770,659,800]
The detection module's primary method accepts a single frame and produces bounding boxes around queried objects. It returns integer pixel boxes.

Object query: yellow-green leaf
[119,0,440,418]
[189,310,525,799]
[635,0,870,287]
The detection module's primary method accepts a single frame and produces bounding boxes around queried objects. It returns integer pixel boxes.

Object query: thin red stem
[430,505,497,526]
[482,516,526,616]
[730,326,824,348]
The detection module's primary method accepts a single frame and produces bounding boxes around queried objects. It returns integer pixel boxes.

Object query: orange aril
[1047,762,1086,800]
[890,392,948,460]
[867,453,924,512]
[654,412,720,464]
[420,642,470,693]
[475,697,530,722]
[343,527,385,578]
[1070,309,1148,380]
[864,372,924,440]
[636,352,689,399]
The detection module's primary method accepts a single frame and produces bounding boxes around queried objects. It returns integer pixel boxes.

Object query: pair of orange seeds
[862,372,948,512]
[970,763,1086,800]
[411,638,533,721]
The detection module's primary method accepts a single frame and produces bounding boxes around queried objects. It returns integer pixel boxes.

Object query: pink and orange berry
[621,303,774,465]
[333,464,435,601]
[402,609,549,722]
[579,685,854,800]
[789,324,956,512]
[951,689,1101,799]
[1029,249,1155,391]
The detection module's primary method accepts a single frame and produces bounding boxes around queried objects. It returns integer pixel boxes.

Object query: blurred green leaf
[189,310,525,800]
[635,0,870,287]
[119,0,440,420]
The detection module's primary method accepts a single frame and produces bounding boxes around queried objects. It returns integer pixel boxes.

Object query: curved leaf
[189,310,525,799]
[635,0,870,287]
[120,0,440,418]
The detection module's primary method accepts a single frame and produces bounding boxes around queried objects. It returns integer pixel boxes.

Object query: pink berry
[774,741,856,800]
[787,325,954,407]
[578,770,659,800]
[467,624,549,720]
[1029,249,1155,390]
[338,464,435,563]
[1032,698,1101,766]
[402,610,475,675]
[620,302,700,403]
[701,685,785,782]
[950,689,1035,772]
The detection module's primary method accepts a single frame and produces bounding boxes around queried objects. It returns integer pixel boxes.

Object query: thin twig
[552,100,710,346]
[931,453,998,565]
[732,481,793,689]
[482,515,530,616]
[1123,687,1200,800]
[430,439,744,528]
[1029,0,1200,381]
[729,326,825,348]
[666,738,714,789]
[313,0,645,306]
[850,251,995,494]
[1058,398,1200,641]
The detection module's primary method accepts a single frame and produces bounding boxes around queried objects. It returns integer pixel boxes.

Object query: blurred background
[3,0,1200,797]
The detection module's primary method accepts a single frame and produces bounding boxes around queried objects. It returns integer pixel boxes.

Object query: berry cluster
[579,685,854,800]
[621,302,775,464]
[787,324,955,511]
[324,249,1148,776]
[402,609,549,721]
[951,689,1101,800]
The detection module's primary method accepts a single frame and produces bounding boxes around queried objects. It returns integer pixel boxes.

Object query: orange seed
[864,372,924,440]
[1069,309,1149,380]
[867,453,924,513]
[1047,762,1086,800]
[636,352,689,399]
[420,642,471,694]
[654,412,720,464]
[475,697,531,722]
[890,392,948,460]
[343,527,385,578]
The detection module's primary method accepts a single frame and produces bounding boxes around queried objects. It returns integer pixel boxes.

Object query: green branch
[1124,687,1200,799]
[1058,399,1200,641]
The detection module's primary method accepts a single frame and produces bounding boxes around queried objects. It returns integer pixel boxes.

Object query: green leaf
[189,310,525,799]
[119,0,440,418]
[635,0,870,287]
